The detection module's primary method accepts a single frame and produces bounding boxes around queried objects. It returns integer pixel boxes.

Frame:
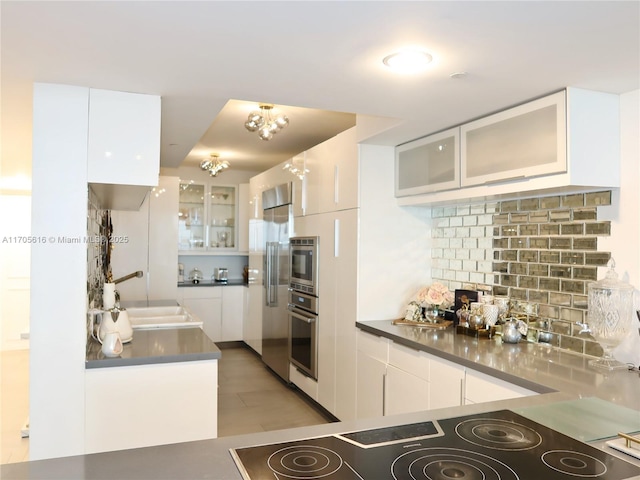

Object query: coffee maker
[214,267,228,283]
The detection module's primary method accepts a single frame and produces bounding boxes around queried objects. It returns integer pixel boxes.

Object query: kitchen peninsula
[84,320,221,454]
[4,319,639,479]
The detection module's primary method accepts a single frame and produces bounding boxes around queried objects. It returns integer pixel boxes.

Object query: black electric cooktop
[230,410,640,480]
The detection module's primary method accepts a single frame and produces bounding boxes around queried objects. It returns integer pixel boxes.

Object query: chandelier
[200,154,229,177]
[244,104,289,141]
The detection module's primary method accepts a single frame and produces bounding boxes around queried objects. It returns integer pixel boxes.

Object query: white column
[30,83,88,460]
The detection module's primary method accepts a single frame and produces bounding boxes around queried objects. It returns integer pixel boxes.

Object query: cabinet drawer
[388,341,430,381]
[356,329,388,363]
[179,286,222,300]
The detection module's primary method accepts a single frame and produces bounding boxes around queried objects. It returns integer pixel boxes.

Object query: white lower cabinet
[429,356,465,410]
[85,360,217,454]
[356,349,386,419]
[179,287,223,342]
[385,364,429,416]
[356,330,388,419]
[464,369,536,405]
[355,329,539,419]
[221,286,245,341]
[178,286,245,343]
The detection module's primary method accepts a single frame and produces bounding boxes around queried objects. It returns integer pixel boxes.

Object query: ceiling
[2,1,638,175]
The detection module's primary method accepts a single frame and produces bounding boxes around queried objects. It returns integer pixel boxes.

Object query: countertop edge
[85,351,221,369]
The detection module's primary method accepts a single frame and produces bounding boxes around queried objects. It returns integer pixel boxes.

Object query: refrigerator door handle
[266,241,278,306]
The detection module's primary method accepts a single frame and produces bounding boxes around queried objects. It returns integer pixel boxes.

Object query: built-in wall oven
[289,236,318,296]
[288,236,319,380]
[287,290,318,379]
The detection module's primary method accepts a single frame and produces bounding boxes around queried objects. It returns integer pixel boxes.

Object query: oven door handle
[288,306,317,323]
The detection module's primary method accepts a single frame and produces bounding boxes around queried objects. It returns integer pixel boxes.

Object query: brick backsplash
[431,191,613,358]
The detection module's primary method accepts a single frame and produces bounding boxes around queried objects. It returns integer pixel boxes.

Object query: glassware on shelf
[587,258,635,371]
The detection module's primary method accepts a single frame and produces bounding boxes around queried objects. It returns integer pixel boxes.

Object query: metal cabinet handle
[382,370,387,416]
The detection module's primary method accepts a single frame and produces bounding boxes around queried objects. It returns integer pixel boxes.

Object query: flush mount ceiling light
[244,104,289,141]
[383,49,433,74]
[200,153,230,177]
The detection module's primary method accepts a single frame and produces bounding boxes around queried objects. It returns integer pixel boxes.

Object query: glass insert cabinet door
[209,186,236,249]
[178,182,237,252]
[178,183,205,251]
[395,127,460,197]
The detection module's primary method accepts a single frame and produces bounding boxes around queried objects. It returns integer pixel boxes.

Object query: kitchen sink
[127,306,203,329]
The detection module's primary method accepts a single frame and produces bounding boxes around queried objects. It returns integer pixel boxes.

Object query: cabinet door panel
[385,364,429,416]
[429,356,464,409]
[222,286,244,341]
[461,91,566,187]
[182,297,222,342]
[395,127,460,196]
[87,88,160,186]
[356,350,385,419]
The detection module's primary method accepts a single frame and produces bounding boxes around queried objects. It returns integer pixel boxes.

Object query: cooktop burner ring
[455,418,543,451]
[541,450,608,477]
[391,447,519,480]
[267,444,344,479]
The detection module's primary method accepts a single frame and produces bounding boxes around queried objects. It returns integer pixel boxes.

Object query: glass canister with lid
[587,258,635,370]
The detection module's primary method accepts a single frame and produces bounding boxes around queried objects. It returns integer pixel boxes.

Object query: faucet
[113,270,143,284]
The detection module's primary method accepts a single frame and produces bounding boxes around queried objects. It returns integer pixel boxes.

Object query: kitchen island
[3,320,638,479]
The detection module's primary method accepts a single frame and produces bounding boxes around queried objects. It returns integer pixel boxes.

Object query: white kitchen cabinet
[356,329,388,419]
[179,287,223,342]
[385,342,430,416]
[85,360,217,454]
[429,355,465,410]
[303,127,358,216]
[356,350,387,419]
[398,88,620,206]
[461,91,566,187]
[221,286,244,341]
[395,127,460,196]
[237,183,250,252]
[87,88,161,186]
[385,364,429,416]
[464,369,536,405]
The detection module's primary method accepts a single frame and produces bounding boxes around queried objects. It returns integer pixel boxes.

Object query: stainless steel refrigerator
[261,183,292,382]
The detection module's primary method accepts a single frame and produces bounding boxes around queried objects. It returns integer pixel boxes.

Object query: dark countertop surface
[86,327,221,368]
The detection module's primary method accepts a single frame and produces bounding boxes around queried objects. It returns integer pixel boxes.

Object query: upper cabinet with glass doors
[395,127,460,197]
[461,91,566,187]
[178,182,237,253]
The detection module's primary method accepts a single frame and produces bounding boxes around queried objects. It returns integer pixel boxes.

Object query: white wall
[30,83,88,460]
[358,144,431,321]
[0,195,31,351]
[600,90,640,289]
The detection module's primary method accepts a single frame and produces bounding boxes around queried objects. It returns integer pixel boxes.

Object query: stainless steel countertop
[86,327,221,368]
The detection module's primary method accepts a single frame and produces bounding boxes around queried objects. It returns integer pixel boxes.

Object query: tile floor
[0,345,331,464]
[217,346,332,437]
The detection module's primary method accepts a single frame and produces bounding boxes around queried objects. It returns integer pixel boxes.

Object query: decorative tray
[456,324,496,338]
[392,319,453,329]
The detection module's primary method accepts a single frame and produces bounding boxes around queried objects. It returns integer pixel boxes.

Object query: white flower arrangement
[416,282,454,309]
